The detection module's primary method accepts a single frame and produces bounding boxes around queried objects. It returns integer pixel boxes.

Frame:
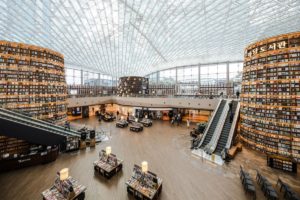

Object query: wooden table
[126,177,163,200]
[41,176,87,200]
[94,159,123,179]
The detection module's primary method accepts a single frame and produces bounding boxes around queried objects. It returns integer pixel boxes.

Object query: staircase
[214,101,238,155]
[198,100,226,149]
[0,108,80,145]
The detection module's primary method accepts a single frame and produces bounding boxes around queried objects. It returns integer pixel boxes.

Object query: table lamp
[106,146,112,155]
[142,161,148,173]
[60,168,69,181]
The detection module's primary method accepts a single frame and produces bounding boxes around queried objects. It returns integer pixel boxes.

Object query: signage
[246,40,288,57]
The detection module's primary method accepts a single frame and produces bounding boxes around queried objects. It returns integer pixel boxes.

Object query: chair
[260,176,278,200]
[240,166,256,200]
[276,178,283,191]
[276,178,300,200]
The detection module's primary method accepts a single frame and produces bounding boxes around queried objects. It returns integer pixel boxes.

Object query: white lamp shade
[60,168,69,181]
[106,146,112,155]
[141,161,148,173]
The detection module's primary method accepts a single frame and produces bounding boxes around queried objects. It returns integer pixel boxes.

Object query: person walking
[236,90,240,99]
[171,116,175,125]
[177,114,181,126]
[187,119,190,129]
[230,112,234,123]
[116,110,119,120]
[229,101,233,113]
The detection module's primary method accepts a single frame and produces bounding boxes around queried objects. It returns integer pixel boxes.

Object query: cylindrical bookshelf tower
[240,32,300,166]
[117,76,149,97]
[0,40,67,122]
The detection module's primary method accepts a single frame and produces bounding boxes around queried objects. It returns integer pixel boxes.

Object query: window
[177,66,198,84]
[158,69,176,84]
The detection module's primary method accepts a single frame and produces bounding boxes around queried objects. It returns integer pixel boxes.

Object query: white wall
[67,96,220,110]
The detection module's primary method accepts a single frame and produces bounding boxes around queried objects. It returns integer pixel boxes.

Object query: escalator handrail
[206,101,229,154]
[0,111,79,137]
[225,101,240,150]
[196,99,223,149]
[0,108,80,136]
[0,112,70,138]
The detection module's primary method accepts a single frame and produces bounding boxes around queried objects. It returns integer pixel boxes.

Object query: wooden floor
[0,116,299,200]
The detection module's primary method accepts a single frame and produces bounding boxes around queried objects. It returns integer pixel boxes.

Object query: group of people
[170,113,182,126]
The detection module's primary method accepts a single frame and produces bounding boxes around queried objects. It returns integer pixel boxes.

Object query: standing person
[236,90,240,99]
[171,116,175,125]
[64,121,70,130]
[187,118,190,129]
[229,101,233,113]
[176,114,180,126]
[116,110,119,120]
[230,112,234,123]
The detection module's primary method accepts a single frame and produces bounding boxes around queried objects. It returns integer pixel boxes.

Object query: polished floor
[0,116,299,200]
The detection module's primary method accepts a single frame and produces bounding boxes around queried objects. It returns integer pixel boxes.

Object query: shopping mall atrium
[0,0,300,199]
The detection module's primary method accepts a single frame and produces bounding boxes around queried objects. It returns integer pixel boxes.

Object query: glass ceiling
[0,0,299,77]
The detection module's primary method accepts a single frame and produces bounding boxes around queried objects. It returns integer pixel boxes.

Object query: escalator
[0,108,80,146]
[214,101,239,155]
[198,100,226,149]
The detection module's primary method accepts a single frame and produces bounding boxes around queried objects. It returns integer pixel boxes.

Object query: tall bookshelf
[0,40,67,159]
[240,32,300,164]
[117,76,149,97]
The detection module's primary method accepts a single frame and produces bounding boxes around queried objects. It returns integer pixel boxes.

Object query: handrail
[205,100,229,154]
[0,110,79,137]
[225,102,240,150]
[0,112,69,138]
[196,99,223,149]
[0,108,80,136]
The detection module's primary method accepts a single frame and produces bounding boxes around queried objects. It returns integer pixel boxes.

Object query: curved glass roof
[0,0,299,76]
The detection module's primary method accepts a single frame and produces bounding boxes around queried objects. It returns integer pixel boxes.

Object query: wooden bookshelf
[240,32,300,164]
[0,40,67,159]
[117,76,149,97]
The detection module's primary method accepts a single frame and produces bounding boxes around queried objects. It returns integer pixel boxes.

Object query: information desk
[140,119,153,127]
[116,119,129,128]
[42,176,87,200]
[126,165,163,200]
[130,122,143,132]
[94,150,123,178]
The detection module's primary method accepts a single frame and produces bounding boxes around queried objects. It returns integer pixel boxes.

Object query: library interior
[0,0,300,200]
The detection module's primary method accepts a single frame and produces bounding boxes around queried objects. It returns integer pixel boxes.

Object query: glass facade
[158,69,176,84]
[147,62,242,85]
[65,68,117,87]
[146,61,243,95]
[177,66,198,84]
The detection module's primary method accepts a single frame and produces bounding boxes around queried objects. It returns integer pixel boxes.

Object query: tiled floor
[0,116,299,200]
